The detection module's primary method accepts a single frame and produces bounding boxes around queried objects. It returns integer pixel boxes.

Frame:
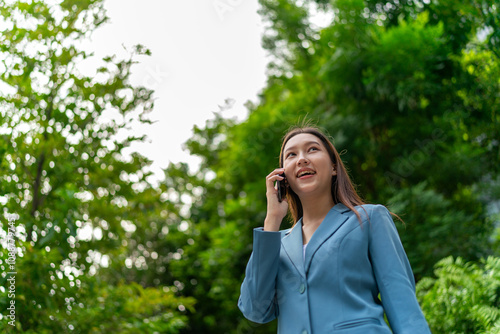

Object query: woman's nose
[297,154,309,165]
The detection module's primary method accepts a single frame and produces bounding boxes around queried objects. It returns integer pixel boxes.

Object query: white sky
[79,0,269,185]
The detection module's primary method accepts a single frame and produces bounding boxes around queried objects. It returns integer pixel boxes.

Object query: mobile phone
[277,173,286,202]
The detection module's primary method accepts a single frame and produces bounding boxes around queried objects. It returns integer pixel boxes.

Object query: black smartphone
[277,173,286,202]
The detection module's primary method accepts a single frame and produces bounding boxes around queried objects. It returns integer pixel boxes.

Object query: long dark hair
[279,124,402,226]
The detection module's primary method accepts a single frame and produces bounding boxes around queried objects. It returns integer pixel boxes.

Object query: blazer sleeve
[368,205,431,334]
[238,227,281,324]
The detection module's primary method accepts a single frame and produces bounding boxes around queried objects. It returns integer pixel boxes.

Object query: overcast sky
[78,0,269,185]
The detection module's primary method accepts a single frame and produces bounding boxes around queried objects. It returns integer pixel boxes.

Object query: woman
[238,125,431,333]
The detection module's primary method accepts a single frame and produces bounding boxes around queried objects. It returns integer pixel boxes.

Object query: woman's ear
[332,165,337,176]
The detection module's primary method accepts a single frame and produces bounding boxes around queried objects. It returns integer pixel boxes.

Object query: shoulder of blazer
[346,203,388,223]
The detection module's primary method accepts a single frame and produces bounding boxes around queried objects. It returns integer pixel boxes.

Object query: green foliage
[417,256,500,333]
[64,280,194,334]
[387,181,487,277]
[0,274,195,334]
[364,12,447,111]
[0,0,190,332]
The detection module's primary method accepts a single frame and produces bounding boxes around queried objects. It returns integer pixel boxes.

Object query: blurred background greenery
[0,0,499,333]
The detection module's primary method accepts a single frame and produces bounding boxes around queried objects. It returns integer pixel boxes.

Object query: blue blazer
[238,203,431,333]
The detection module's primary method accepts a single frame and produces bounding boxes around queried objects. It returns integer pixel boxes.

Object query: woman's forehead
[284,133,322,150]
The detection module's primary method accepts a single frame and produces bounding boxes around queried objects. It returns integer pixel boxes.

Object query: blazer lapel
[304,202,351,275]
[281,218,306,279]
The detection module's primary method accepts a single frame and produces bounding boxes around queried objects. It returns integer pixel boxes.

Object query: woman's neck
[301,194,336,226]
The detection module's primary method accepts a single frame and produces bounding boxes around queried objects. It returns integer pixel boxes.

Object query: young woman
[238,125,431,333]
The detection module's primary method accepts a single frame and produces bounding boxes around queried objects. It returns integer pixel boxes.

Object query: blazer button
[301,330,308,334]
[299,283,306,294]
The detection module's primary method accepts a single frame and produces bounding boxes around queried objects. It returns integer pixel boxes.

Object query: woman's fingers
[266,168,285,191]
[264,168,288,230]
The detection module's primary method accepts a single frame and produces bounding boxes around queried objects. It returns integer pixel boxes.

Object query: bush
[417,256,500,333]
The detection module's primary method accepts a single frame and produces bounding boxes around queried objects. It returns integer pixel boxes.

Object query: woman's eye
[286,152,295,158]
[309,147,318,152]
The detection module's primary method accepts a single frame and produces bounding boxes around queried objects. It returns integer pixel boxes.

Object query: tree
[0,0,192,332]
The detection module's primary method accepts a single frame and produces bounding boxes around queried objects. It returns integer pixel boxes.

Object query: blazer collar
[281,202,351,278]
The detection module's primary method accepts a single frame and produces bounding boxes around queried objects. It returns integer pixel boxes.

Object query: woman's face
[282,133,336,200]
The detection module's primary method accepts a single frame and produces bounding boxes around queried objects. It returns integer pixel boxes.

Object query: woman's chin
[295,187,323,198]
[295,184,332,199]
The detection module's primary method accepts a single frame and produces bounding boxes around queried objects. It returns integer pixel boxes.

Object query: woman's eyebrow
[284,141,321,154]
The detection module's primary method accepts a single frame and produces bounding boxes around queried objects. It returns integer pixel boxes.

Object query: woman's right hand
[264,168,289,231]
